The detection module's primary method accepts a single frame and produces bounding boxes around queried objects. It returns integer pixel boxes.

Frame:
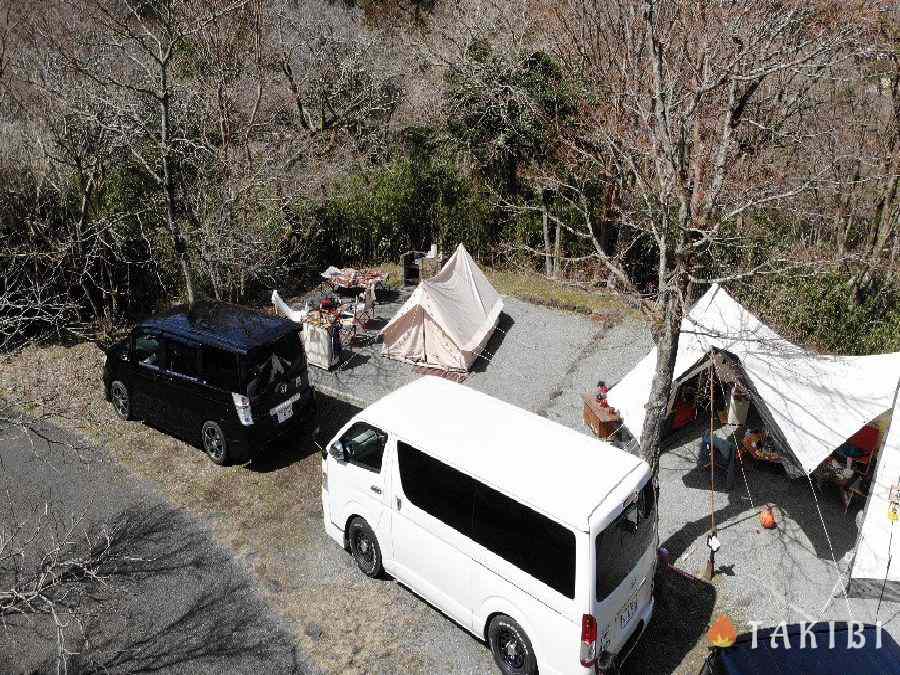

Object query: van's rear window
[241,331,304,396]
[596,479,656,601]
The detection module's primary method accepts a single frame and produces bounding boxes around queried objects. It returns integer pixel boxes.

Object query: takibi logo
[707,614,737,648]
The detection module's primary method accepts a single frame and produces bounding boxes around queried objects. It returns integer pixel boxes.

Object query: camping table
[581,392,621,440]
[321,268,386,292]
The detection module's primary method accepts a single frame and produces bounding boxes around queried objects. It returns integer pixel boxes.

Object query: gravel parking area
[310,290,620,416]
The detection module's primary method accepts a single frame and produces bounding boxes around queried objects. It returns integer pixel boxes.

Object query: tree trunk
[541,195,552,276]
[639,265,684,477]
[159,55,195,305]
[553,215,562,279]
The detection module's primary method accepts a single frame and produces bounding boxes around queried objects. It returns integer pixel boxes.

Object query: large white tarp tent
[606,284,900,475]
[382,244,502,372]
[848,385,900,603]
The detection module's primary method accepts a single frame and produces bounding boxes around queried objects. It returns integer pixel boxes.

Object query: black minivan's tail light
[580,613,597,667]
[231,392,254,426]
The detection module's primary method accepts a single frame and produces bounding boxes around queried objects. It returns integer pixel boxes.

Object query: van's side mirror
[328,440,346,462]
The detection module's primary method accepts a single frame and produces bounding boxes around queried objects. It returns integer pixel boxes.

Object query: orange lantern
[759,504,777,529]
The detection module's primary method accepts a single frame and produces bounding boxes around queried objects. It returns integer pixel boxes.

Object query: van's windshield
[595,479,656,601]
[242,331,305,397]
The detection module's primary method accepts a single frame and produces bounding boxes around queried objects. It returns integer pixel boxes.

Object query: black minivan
[103,302,316,465]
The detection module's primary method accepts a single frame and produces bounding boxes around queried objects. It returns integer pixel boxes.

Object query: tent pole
[704,351,718,580]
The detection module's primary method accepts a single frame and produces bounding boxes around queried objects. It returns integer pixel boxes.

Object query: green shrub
[740,271,900,355]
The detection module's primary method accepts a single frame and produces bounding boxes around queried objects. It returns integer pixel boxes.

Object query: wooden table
[581,393,622,440]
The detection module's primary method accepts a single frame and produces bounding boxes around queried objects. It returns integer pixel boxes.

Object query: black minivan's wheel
[487,614,538,675]
[201,421,229,466]
[348,517,383,578]
[110,381,132,421]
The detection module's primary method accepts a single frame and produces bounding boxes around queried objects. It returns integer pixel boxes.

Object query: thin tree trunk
[160,54,194,305]
[553,216,562,279]
[541,196,552,276]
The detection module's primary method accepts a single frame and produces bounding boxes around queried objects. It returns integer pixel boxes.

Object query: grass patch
[485,268,632,317]
[372,260,631,317]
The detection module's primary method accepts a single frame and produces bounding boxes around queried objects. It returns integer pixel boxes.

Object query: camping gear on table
[303,312,342,370]
[382,244,502,372]
[581,391,621,439]
[321,266,386,291]
[740,430,782,464]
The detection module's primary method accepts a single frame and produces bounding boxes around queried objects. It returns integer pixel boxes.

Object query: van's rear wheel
[110,381,132,421]
[201,421,230,466]
[348,517,382,578]
[487,614,538,675]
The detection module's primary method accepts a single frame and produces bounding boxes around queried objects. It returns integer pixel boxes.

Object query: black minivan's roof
[138,302,297,354]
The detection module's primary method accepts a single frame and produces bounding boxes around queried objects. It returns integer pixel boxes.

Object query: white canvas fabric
[382,244,502,371]
[607,284,900,474]
[271,290,309,323]
[849,385,900,602]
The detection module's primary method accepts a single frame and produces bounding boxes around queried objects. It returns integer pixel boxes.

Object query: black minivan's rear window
[242,330,304,397]
[202,346,238,391]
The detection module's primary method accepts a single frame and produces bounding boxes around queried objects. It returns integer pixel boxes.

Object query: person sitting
[697,423,740,490]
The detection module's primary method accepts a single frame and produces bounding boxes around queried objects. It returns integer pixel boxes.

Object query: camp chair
[697,428,738,490]
[354,282,376,328]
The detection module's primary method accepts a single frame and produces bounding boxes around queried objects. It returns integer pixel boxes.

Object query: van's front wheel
[487,614,538,675]
[348,517,383,578]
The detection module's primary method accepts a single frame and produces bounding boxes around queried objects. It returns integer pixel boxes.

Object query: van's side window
[165,339,200,379]
[133,330,162,368]
[202,347,237,390]
[397,441,475,536]
[396,441,575,599]
[341,423,387,472]
[473,482,576,599]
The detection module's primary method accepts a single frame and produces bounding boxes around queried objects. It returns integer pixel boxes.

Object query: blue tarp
[703,623,900,675]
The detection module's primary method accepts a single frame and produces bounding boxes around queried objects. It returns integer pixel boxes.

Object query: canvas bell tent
[606,284,900,476]
[381,244,502,372]
[848,385,900,603]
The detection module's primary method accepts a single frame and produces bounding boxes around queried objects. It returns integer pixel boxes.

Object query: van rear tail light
[580,613,597,667]
[231,393,254,426]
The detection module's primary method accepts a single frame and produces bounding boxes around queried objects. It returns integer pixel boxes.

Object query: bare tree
[1,500,304,674]
[536,0,872,471]
[29,1,260,306]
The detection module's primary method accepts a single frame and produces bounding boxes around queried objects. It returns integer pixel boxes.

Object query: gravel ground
[654,432,900,637]
[310,291,617,416]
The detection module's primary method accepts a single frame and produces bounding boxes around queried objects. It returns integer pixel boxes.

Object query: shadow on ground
[664,429,862,564]
[249,392,362,473]
[470,312,515,373]
[624,568,717,674]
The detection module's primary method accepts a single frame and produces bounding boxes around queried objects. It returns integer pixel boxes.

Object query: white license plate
[618,591,640,630]
[272,401,293,423]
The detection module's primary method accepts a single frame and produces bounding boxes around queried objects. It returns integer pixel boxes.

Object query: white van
[321,377,657,675]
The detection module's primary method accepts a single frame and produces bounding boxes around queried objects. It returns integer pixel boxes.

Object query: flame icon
[707,614,737,648]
